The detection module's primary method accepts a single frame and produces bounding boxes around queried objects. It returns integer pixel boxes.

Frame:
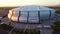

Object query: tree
[51,21,60,31]
[51,21,60,34]
[0,24,13,31]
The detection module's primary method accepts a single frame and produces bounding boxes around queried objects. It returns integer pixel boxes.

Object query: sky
[0,0,60,7]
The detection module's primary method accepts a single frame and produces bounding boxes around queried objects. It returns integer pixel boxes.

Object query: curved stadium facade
[8,5,55,23]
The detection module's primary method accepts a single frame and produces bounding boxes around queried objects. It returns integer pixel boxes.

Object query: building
[7,5,57,34]
[8,5,55,24]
